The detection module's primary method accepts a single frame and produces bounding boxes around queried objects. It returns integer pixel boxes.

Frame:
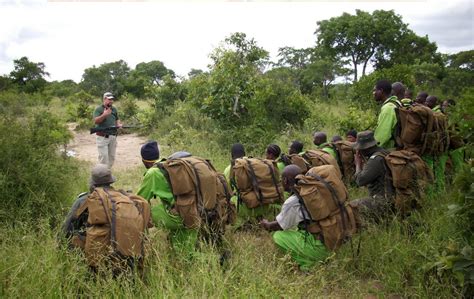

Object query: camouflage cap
[354,130,377,150]
[90,164,116,186]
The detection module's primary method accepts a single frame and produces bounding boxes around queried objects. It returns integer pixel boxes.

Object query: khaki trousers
[96,135,117,168]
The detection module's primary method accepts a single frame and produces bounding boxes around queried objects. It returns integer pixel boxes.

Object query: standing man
[373,79,401,149]
[93,92,122,168]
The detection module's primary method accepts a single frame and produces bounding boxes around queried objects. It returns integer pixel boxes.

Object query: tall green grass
[0,170,464,297]
[0,95,467,297]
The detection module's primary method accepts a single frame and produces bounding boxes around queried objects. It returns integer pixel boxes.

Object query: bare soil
[67,123,148,170]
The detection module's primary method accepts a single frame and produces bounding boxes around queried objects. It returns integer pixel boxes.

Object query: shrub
[118,93,139,122]
[336,105,377,135]
[0,111,84,224]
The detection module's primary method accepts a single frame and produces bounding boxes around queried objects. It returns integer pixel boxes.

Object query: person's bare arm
[94,106,112,124]
[260,219,283,231]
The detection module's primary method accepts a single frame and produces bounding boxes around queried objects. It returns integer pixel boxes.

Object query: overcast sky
[0,0,472,82]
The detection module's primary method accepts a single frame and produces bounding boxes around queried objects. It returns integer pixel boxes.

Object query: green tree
[351,64,415,107]
[80,60,130,97]
[440,50,474,97]
[0,75,12,92]
[127,60,175,98]
[316,10,410,82]
[447,50,474,71]
[375,32,441,69]
[202,32,269,127]
[44,80,80,98]
[149,75,186,113]
[9,56,49,93]
[276,46,350,98]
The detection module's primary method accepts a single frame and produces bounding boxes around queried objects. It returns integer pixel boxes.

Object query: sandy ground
[66,123,148,170]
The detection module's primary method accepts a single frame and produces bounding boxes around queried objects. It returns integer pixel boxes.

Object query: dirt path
[66,123,148,170]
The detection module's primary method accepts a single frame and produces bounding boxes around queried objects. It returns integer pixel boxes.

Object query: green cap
[354,130,377,150]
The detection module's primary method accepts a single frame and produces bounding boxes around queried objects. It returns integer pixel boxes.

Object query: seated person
[260,165,330,270]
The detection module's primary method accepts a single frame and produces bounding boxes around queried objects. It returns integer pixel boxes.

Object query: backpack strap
[185,159,206,218]
[155,162,176,200]
[97,188,117,251]
[386,97,402,108]
[262,159,283,202]
[217,175,232,203]
[245,159,264,205]
[332,143,345,178]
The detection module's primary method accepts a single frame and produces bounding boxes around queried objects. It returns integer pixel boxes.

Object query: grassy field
[0,97,466,298]
[0,161,463,298]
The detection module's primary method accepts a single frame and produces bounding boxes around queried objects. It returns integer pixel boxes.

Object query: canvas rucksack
[280,153,311,173]
[231,157,284,209]
[375,150,433,214]
[425,111,450,156]
[395,105,450,156]
[333,141,356,183]
[294,165,359,251]
[157,156,234,230]
[73,187,152,268]
[302,149,342,179]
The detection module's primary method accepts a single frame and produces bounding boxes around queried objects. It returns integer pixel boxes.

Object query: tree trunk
[352,54,358,82]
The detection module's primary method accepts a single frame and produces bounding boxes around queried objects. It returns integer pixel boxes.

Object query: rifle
[90,125,142,134]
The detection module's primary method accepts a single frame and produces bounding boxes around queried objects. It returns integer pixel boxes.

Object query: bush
[336,105,377,135]
[118,93,139,122]
[0,111,84,224]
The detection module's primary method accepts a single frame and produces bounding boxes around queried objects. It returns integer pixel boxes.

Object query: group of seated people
[64,80,466,274]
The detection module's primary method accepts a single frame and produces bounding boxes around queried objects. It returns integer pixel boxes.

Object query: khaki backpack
[333,141,356,183]
[294,165,358,250]
[158,156,231,230]
[376,150,433,214]
[395,105,450,156]
[231,157,284,209]
[74,187,152,268]
[280,153,311,172]
[425,112,450,156]
[302,149,342,179]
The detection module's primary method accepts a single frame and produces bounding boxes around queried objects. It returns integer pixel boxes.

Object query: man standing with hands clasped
[93,92,122,168]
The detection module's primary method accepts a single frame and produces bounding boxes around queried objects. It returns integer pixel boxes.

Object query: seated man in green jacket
[313,132,337,159]
[224,143,279,228]
[266,143,285,173]
[137,141,197,256]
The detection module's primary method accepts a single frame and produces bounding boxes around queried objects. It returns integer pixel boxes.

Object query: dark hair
[376,80,392,96]
[266,144,281,157]
[346,129,357,138]
[331,135,343,143]
[447,99,456,106]
[231,143,245,159]
[290,141,303,153]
